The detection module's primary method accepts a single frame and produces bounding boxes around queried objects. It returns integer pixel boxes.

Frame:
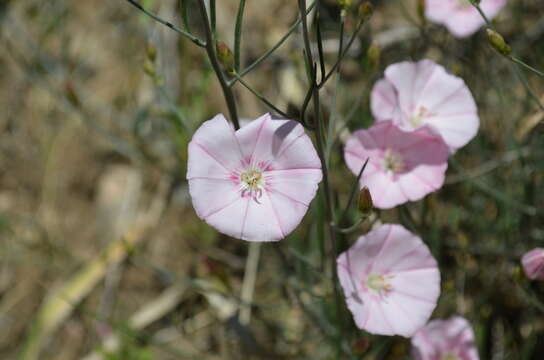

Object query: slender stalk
[210,0,216,36]
[227,1,317,86]
[318,19,364,89]
[123,0,205,47]
[339,158,369,224]
[234,0,247,72]
[233,73,292,120]
[510,56,544,77]
[179,0,192,34]
[298,0,343,351]
[197,0,240,129]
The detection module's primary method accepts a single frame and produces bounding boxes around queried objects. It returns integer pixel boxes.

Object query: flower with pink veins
[344,120,448,209]
[187,113,322,242]
[411,316,479,360]
[371,59,479,152]
[337,224,440,337]
[521,248,544,280]
[425,0,506,38]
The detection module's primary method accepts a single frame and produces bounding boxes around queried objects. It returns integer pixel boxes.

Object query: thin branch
[197,0,240,129]
[123,0,205,47]
[233,73,292,120]
[234,0,247,73]
[227,1,317,86]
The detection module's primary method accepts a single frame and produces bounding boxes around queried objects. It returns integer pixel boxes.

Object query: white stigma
[366,273,393,295]
[240,168,265,201]
[383,150,404,174]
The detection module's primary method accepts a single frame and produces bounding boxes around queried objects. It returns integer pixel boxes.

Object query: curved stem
[197,0,240,130]
[124,0,205,47]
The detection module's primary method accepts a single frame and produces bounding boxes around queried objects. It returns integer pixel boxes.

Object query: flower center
[456,0,472,8]
[441,352,460,360]
[240,168,264,191]
[383,150,404,173]
[366,273,393,295]
[409,106,432,128]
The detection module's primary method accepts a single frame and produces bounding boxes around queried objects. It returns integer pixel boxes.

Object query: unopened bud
[352,337,370,356]
[216,40,235,75]
[486,29,511,56]
[358,2,373,21]
[367,42,380,70]
[417,0,426,25]
[338,0,352,10]
[143,60,155,77]
[358,187,373,215]
[146,43,157,62]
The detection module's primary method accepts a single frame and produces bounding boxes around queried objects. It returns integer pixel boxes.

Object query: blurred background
[1,0,543,359]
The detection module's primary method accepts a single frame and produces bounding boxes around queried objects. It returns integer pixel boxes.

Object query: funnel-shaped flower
[187,113,322,242]
[371,59,479,152]
[411,316,479,360]
[425,0,506,38]
[337,224,440,337]
[521,248,544,280]
[344,121,448,209]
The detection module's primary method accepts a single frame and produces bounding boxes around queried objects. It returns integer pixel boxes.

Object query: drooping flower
[344,120,448,209]
[411,316,479,360]
[521,248,544,280]
[371,59,479,152]
[187,113,322,242]
[425,0,506,38]
[336,224,440,337]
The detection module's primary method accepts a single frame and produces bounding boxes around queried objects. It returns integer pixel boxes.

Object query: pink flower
[336,224,440,337]
[411,316,479,360]
[425,0,506,38]
[521,248,544,280]
[187,113,322,242]
[344,120,448,209]
[371,59,479,152]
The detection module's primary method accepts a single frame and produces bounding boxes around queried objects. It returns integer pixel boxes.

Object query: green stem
[233,73,291,120]
[298,0,343,353]
[179,0,192,34]
[124,0,205,47]
[197,0,240,130]
[227,1,317,86]
[234,0,247,72]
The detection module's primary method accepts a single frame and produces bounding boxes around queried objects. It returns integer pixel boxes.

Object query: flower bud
[486,29,512,56]
[146,43,157,62]
[521,248,544,280]
[417,0,426,25]
[216,40,235,75]
[358,186,373,215]
[338,0,352,10]
[143,60,155,77]
[358,2,373,22]
[367,42,380,70]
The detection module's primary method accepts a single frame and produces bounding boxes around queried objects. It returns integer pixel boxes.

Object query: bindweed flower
[411,316,479,360]
[187,113,322,242]
[336,224,440,337]
[521,248,544,280]
[344,121,448,209]
[425,0,506,38]
[371,59,479,152]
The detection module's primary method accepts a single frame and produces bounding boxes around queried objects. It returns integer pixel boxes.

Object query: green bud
[417,0,426,25]
[143,60,155,77]
[486,29,512,56]
[338,0,352,10]
[358,187,373,215]
[358,2,373,21]
[216,40,235,75]
[146,43,157,62]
